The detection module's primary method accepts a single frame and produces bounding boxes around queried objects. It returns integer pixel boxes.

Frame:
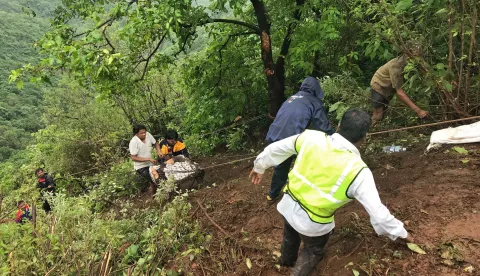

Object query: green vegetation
[0,0,478,274]
[0,0,59,161]
[1,180,207,275]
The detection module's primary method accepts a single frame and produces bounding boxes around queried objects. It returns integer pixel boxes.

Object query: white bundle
[427,121,480,151]
[164,161,199,181]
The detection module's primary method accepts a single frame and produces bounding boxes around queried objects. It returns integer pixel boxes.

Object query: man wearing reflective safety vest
[250,109,413,275]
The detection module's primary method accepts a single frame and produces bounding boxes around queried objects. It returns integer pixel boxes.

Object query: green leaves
[407,243,426,254]
[16,80,24,90]
[453,146,469,154]
[329,101,344,112]
[395,0,413,12]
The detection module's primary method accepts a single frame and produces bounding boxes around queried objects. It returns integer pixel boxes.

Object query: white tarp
[149,159,202,183]
[164,161,200,181]
[427,121,480,150]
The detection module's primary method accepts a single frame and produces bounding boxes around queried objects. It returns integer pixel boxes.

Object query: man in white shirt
[129,124,162,181]
[249,109,413,276]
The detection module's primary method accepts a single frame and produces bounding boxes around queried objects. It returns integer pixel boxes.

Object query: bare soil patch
[182,144,480,275]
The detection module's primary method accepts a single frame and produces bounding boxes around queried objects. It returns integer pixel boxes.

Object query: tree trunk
[456,0,465,101]
[464,4,477,113]
[251,0,304,117]
[251,0,284,117]
[312,51,322,78]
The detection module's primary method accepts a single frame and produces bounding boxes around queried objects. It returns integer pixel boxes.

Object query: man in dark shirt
[35,168,55,213]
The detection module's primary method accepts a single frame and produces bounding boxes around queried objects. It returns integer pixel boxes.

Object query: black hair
[165,129,179,140]
[17,200,25,207]
[133,124,147,134]
[35,168,44,174]
[337,109,371,144]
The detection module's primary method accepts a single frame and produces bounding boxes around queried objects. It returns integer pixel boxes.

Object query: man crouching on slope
[249,109,413,276]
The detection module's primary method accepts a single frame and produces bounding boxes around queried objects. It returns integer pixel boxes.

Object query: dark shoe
[266,194,281,204]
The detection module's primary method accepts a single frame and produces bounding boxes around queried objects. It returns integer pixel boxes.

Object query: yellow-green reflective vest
[284,130,367,224]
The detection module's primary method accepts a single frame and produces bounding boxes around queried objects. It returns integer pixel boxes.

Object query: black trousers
[136,167,152,182]
[269,156,295,198]
[42,200,52,213]
[370,88,390,109]
[280,218,331,276]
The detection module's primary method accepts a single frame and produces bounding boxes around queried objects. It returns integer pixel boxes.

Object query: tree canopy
[0,0,479,274]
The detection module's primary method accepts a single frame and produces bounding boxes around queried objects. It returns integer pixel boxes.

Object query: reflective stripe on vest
[285,130,367,224]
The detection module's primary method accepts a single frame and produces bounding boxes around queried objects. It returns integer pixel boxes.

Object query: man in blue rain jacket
[265,77,333,202]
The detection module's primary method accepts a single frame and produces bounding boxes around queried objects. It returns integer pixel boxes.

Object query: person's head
[17,200,27,210]
[35,168,45,178]
[337,109,371,146]
[133,124,147,140]
[299,77,324,100]
[165,129,179,146]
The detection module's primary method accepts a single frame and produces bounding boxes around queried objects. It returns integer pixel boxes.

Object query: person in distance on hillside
[35,168,55,213]
[264,76,333,203]
[370,42,428,122]
[157,129,190,163]
[129,124,162,181]
[249,109,413,276]
[15,200,32,223]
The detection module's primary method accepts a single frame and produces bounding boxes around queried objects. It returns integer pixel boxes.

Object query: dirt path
[186,145,480,275]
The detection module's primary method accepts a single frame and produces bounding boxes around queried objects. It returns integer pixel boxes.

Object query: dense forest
[0,0,59,161]
[0,0,478,274]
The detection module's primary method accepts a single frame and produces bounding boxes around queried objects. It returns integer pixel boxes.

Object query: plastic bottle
[382,145,407,153]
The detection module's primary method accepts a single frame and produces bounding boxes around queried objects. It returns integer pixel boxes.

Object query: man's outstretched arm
[250,134,299,184]
[396,89,428,118]
[350,169,413,242]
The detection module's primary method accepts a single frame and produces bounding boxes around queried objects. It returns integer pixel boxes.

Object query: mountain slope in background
[0,0,58,161]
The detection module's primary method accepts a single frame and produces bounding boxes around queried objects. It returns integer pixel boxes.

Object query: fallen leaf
[440,243,464,262]
[407,243,426,254]
[275,264,281,270]
[344,262,354,268]
[441,259,455,266]
[246,258,252,269]
[272,251,281,258]
[441,249,453,260]
[420,209,429,214]
[453,146,468,154]
[404,220,410,226]
[352,269,360,276]
[464,265,474,273]
[461,159,470,164]
[234,116,242,122]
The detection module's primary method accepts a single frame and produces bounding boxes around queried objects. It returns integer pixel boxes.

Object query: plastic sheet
[427,121,480,151]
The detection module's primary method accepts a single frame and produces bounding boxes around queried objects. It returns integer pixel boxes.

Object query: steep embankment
[185,144,480,275]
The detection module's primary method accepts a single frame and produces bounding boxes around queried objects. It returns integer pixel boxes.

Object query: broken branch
[196,199,231,237]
